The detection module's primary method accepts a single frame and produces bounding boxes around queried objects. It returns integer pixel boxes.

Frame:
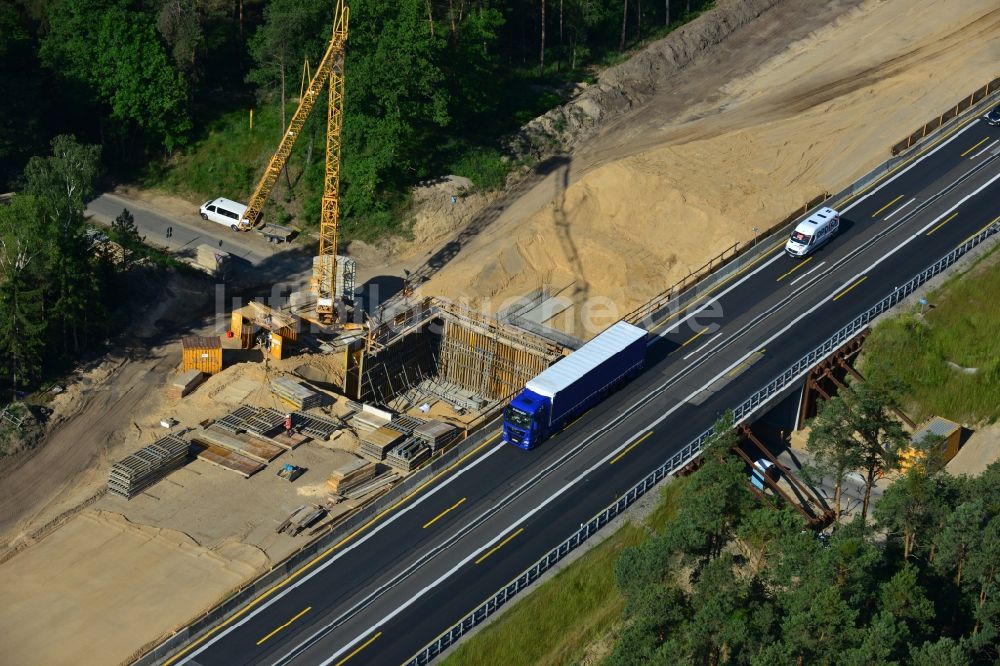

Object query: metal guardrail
[892,75,1000,155]
[625,85,1000,333]
[405,218,1000,665]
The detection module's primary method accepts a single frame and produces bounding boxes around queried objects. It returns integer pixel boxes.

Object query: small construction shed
[181,336,222,375]
[899,417,962,471]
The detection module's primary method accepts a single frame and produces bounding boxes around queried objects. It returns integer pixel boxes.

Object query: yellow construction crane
[242,0,349,324]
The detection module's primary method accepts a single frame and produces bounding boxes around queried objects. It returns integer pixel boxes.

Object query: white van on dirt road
[785,207,840,257]
[199,197,250,230]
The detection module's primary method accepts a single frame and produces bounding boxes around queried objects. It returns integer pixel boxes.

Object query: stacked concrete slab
[108,435,189,499]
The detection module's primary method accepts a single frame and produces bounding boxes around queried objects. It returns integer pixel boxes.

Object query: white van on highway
[199,197,250,230]
[785,207,840,257]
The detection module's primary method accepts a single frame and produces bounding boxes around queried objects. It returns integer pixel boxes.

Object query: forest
[0,0,710,235]
[607,403,1000,665]
[0,0,711,393]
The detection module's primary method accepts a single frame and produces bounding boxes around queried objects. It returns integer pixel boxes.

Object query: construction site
[1,0,999,664]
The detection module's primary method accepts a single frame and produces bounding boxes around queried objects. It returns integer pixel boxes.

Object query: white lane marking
[789,260,826,286]
[971,139,999,160]
[840,119,978,214]
[177,440,507,665]
[829,169,1000,304]
[883,197,915,220]
[651,118,980,345]
[653,251,785,340]
[321,168,1000,664]
[181,117,985,665]
[683,331,724,360]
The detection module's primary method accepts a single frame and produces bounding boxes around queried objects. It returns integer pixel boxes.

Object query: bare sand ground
[2,0,996,663]
[0,510,266,666]
[421,0,1000,337]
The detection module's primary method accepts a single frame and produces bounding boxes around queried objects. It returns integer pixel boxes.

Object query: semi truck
[503,321,648,450]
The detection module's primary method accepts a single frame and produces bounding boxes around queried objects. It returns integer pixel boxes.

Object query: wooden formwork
[344,297,564,406]
[437,317,555,401]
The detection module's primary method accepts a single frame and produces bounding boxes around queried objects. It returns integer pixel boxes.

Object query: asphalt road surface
[170,114,1000,666]
[86,192,281,267]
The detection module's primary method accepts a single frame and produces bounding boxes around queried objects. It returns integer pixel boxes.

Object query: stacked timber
[386,438,430,473]
[108,435,189,499]
[167,369,206,399]
[324,457,377,495]
[358,426,406,462]
[340,470,398,501]
[271,377,323,409]
[413,421,460,453]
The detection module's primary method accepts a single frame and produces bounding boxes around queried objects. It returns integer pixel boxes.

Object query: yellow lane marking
[961,136,990,157]
[872,195,904,218]
[335,631,382,666]
[839,112,981,208]
[776,257,812,282]
[475,528,524,565]
[961,214,1000,244]
[610,431,654,465]
[162,433,500,665]
[727,349,766,379]
[680,327,710,348]
[565,409,592,429]
[832,276,868,302]
[926,212,959,237]
[256,607,311,646]
[423,498,466,529]
[646,243,785,333]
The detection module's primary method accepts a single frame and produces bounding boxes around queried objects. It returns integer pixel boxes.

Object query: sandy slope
[423,0,1000,337]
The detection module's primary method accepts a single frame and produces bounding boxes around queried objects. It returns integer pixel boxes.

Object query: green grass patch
[441,480,685,666]
[449,148,509,191]
[860,245,1000,423]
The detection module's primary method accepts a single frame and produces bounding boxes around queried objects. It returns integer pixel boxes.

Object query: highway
[171,113,1000,666]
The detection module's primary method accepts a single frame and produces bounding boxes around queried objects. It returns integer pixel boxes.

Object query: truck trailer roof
[525,321,647,399]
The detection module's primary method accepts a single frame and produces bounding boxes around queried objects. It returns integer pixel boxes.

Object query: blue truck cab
[503,321,647,450]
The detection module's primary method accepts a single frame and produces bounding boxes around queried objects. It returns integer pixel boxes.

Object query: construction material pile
[358,426,406,462]
[271,377,324,410]
[413,421,460,453]
[386,438,430,472]
[214,405,286,437]
[107,435,190,499]
[167,369,206,399]
[292,410,342,440]
[324,457,377,495]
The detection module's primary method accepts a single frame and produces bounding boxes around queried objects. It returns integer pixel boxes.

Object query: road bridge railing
[405,214,1000,666]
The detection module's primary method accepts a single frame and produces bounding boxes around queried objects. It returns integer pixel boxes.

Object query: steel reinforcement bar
[404,217,1000,666]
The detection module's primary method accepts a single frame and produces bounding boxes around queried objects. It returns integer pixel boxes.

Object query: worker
[285,413,293,435]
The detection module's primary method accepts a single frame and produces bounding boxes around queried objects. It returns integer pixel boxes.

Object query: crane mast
[242,0,348,324]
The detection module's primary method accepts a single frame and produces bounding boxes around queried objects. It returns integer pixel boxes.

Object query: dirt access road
[0,271,218,555]
[0,350,173,552]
